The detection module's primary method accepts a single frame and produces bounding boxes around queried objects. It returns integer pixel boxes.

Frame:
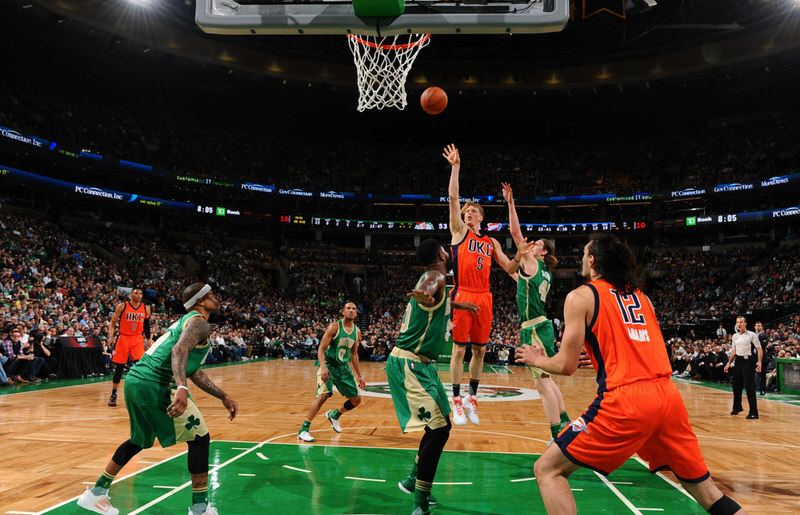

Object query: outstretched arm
[502,182,525,247]
[502,183,538,276]
[444,144,467,243]
[491,236,536,275]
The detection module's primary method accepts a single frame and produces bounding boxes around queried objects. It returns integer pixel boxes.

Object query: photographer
[763,344,779,393]
[30,325,57,379]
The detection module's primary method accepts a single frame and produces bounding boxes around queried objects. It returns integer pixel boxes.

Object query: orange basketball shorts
[450,288,493,345]
[555,378,709,483]
[112,334,146,364]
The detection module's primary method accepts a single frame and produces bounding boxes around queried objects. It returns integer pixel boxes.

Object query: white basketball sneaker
[188,505,219,515]
[451,396,467,426]
[297,430,315,442]
[462,394,480,425]
[325,410,342,433]
[77,487,119,515]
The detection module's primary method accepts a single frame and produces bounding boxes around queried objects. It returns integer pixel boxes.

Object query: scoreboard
[278,216,648,234]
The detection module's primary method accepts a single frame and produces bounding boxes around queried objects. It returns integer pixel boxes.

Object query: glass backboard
[196,0,569,36]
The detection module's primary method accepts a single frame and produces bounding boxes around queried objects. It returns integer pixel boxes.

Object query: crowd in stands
[644,245,800,328]
[2,72,800,201]
[2,205,799,390]
[0,205,561,385]
[646,246,769,326]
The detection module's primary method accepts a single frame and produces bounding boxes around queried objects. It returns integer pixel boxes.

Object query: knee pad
[187,433,210,475]
[344,399,359,410]
[113,363,125,383]
[112,440,143,467]
[708,494,741,515]
[430,418,452,445]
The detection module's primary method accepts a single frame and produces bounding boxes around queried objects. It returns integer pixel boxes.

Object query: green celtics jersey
[517,259,551,323]
[396,274,452,360]
[324,319,357,365]
[127,311,211,388]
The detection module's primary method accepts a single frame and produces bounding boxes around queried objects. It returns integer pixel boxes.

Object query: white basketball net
[347,33,431,112]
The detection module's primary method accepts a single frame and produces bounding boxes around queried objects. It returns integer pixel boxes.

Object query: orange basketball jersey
[450,230,494,293]
[583,279,672,393]
[119,301,147,336]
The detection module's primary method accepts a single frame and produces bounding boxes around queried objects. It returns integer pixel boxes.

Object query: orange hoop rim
[347,33,431,50]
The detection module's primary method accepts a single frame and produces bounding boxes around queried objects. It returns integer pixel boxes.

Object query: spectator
[766,349,784,392]
[497,346,510,366]
[282,336,301,360]
[0,352,12,386]
[101,340,114,374]
[1,328,43,382]
[371,340,387,362]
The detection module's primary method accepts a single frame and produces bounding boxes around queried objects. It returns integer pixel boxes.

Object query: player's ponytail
[541,239,558,270]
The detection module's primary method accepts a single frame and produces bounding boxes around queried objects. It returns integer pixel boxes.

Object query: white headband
[184,284,212,310]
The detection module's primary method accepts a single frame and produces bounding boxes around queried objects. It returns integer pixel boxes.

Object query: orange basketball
[420,86,448,115]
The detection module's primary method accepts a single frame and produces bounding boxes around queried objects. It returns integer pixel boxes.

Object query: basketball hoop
[347,33,431,112]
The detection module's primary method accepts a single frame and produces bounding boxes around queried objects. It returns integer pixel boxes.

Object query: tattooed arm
[188,369,226,399]
[190,369,239,421]
[166,316,212,418]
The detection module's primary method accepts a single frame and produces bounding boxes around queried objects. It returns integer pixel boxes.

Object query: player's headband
[184,284,212,310]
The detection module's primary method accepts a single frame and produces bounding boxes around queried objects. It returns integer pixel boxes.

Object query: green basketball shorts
[521,319,556,379]
[316,362,359,399]
[386,353,451,433]
[124,377,209,449]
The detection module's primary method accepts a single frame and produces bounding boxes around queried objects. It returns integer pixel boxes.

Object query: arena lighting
[626,0,657,15]
[123,0,154,7]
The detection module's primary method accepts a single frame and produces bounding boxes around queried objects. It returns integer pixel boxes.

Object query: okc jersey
[396,273,452,360]
[517,259,551,324]
[119,301,147,336]
[584,279,672,393]
[451,230,494,293]
[323,320,357,365]
[127,312,211,388]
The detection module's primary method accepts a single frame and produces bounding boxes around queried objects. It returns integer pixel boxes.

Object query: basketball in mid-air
[420,87,448,115]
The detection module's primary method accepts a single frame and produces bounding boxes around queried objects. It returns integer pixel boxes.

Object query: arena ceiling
[6,0,800,94]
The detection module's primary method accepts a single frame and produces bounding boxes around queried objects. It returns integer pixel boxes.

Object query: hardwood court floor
[1,358,798,514]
